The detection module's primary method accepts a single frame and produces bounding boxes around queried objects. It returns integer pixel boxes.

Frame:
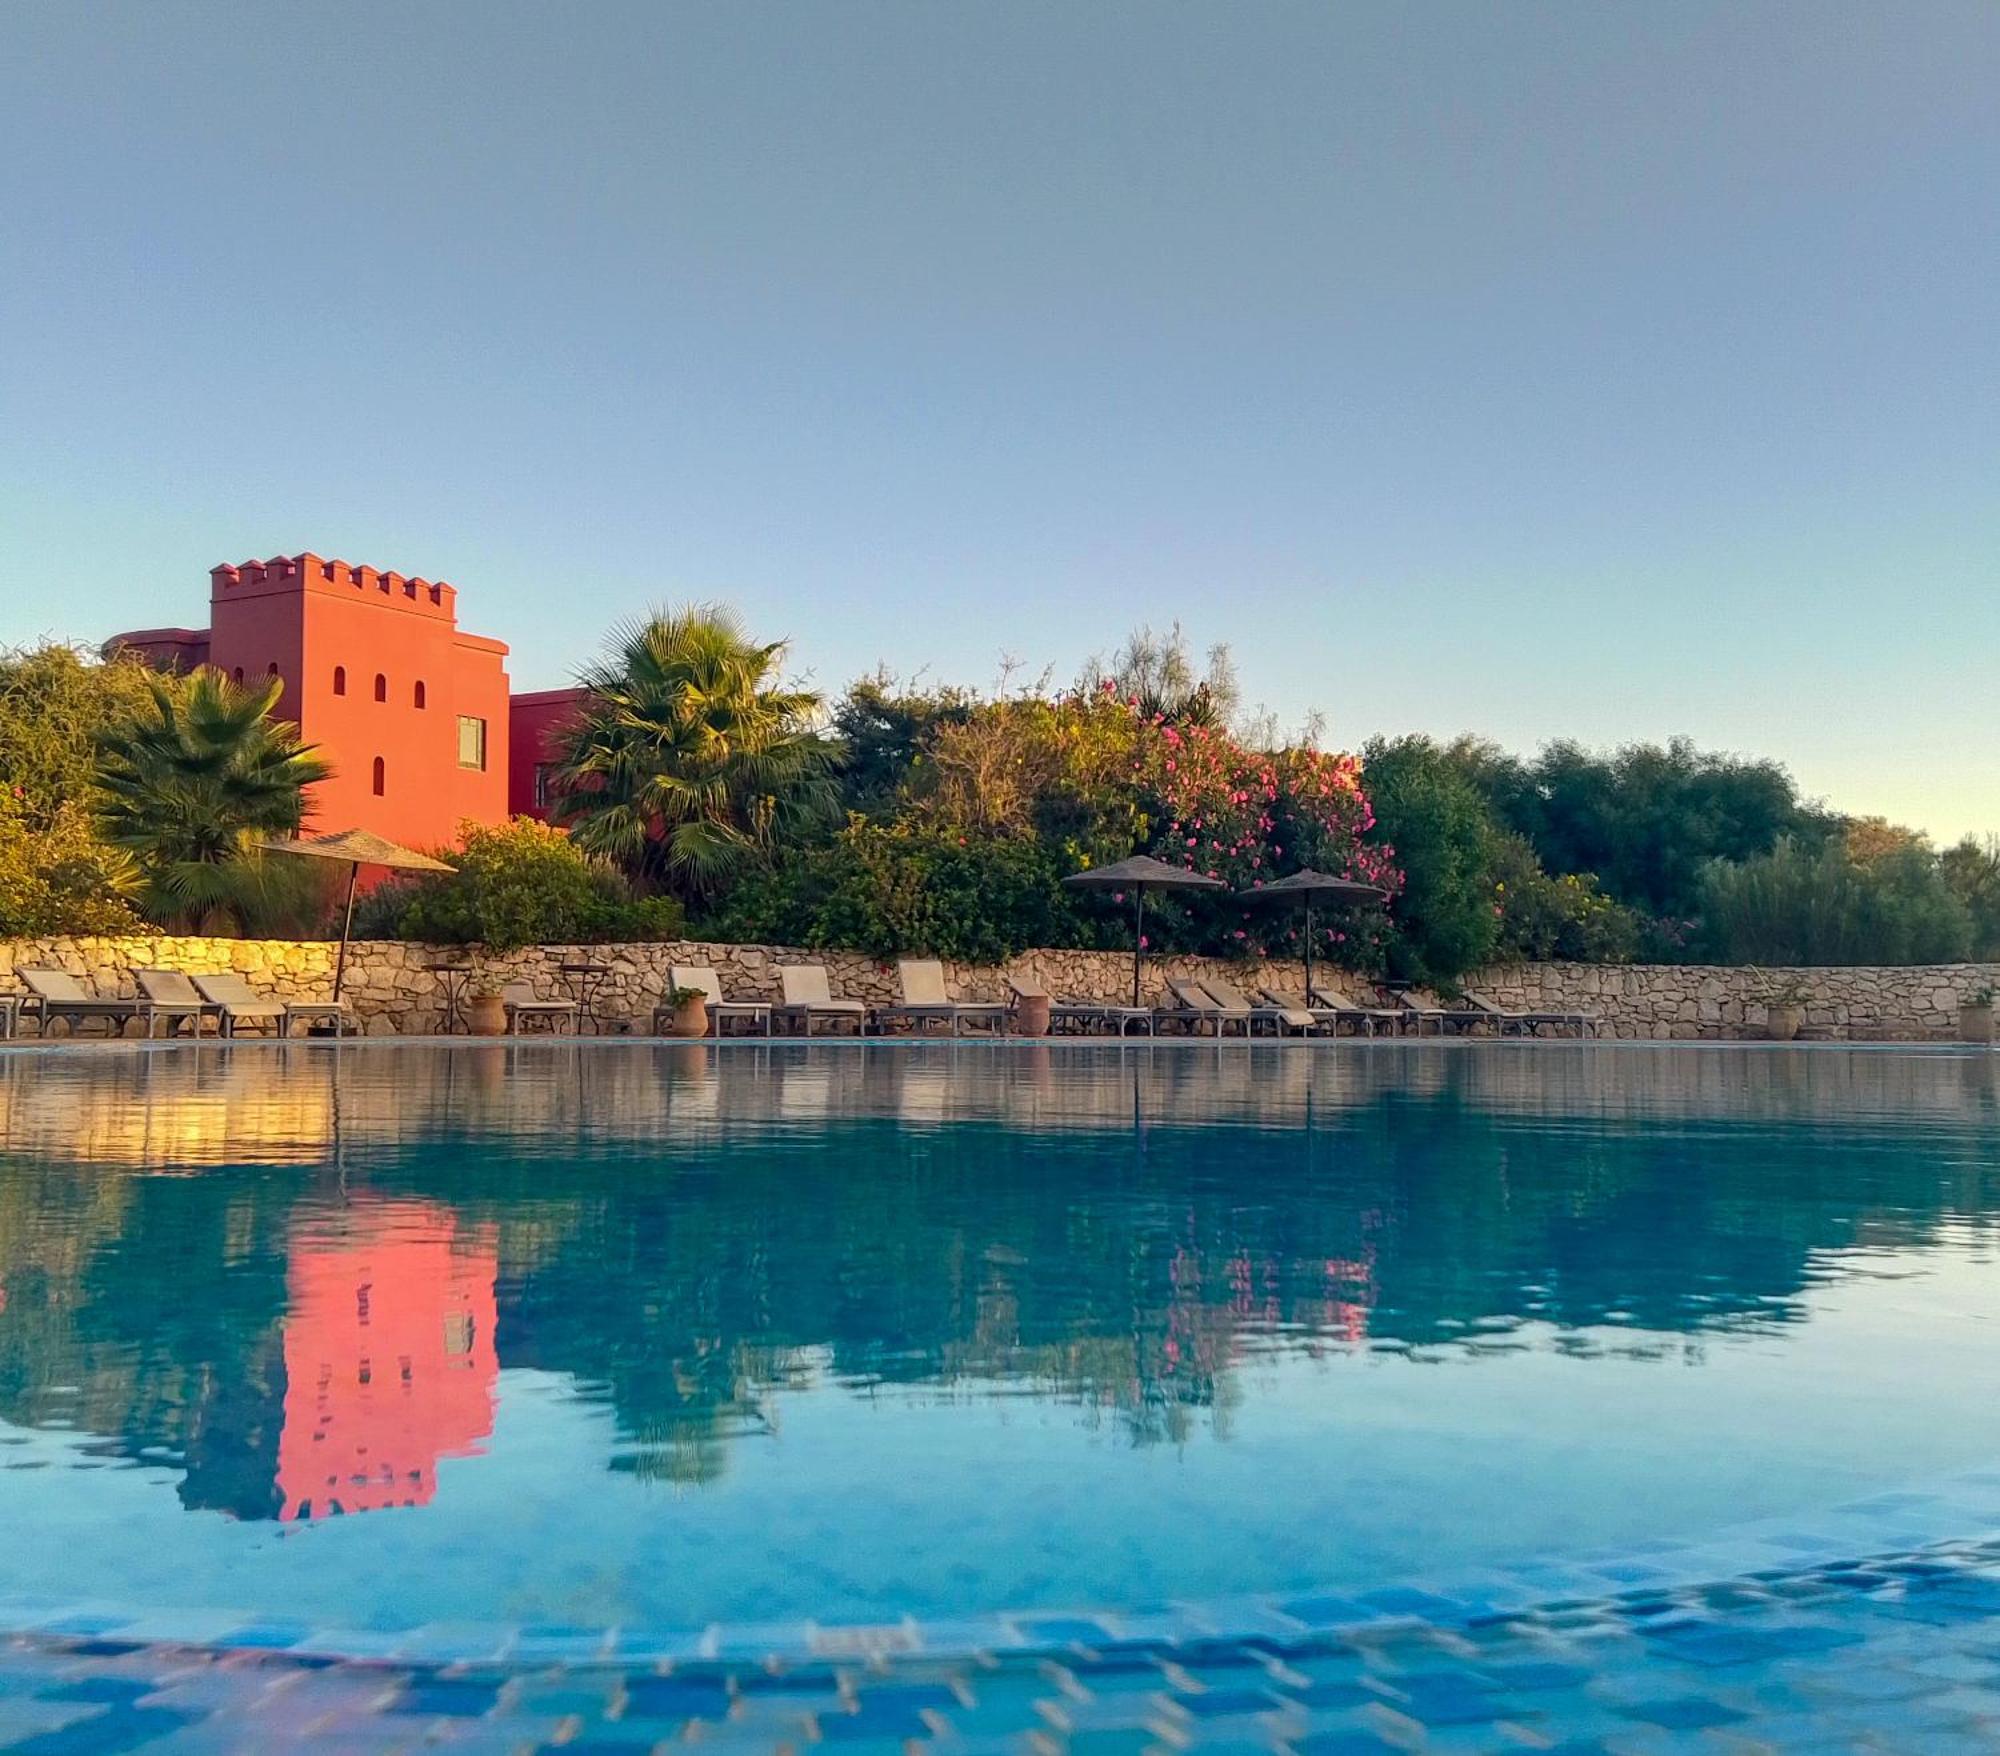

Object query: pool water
[0,1040,1996,1640]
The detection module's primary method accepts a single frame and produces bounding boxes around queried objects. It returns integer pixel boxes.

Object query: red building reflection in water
[277,1202,498,1520]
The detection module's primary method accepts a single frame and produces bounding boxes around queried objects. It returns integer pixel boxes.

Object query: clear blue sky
[3,2,1994,840]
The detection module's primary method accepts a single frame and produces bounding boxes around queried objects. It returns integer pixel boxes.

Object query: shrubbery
[1696,837,1972,966]
[703,820,1089,963]
[0,796,141,938]
[1487,833,1641,965]
[2,625,1991,977]
[354,819,685,953]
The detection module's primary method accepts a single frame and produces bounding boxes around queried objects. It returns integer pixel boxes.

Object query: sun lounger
[777,966,870,1036]
[1200,975,1310,1036]
[878,960,1005,1036]
[1378,987,1485,1037]
[193,971,353,1038]
[16,968,143,1037]
[1462,989,1599,1038]
[1258,987,1345,1034]
[1165,976,1252,1037]
[1008,975,1154,1037]
[660,966,773,1037]
[133,969,221,1037]
[501,981,579,1035]
[1307,980,1401,1036]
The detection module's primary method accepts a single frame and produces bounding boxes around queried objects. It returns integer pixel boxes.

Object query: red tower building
[108,554,578,846]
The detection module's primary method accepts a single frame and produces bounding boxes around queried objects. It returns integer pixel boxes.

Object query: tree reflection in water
[0,1041,1996,1517]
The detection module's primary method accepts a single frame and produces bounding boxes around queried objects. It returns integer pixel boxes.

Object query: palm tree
[553,606,837,899]
[96,668,332,932]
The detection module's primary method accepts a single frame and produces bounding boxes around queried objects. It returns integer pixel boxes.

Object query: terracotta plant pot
[668,995,710,1039]
[1013,993,1052,1037]
[1960,1004,1996,1045]
[1766,1003,1803,1043]
[465,991,507,1037]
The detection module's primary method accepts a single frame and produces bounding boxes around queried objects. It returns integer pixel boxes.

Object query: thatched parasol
[263,829,455,1001]
[1236,868,1387,1002]
[1063,854,1226,1008]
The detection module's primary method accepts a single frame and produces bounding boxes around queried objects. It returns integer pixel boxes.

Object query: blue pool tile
[32,1686,152,1710]
[1170,1688,1285,1720]
[1276,1597,1382,1630]
[387,1678,503,1717]
[0,1706,199,1754]
[1611,1695,1748,1730]
[1354,1588,1469,1620]
[1056,1734,1166,1756]
[1292,1732,1408,1756]
[205,1626,308,1653]
[1014,1618,1119,1647]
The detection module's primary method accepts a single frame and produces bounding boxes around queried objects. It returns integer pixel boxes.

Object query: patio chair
[660,966,773,1037]
[1200,975,1310,1036]
[879,960,1005,1037]
[1306,979,1401,1037]
[1461,988,1599,1038]
[1164,976,1251,1037]
[192,971,352,1038]
[501,981,579,1035]
[15,968,143,1038]
[777,966,870,1037]
[133,969,220,1038]
[1007,975,1154,1037]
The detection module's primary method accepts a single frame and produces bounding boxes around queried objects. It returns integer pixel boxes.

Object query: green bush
[354,818,685,953]
[1697,837,1971,965]
[1488,831,1640,964]
[1448,734,1839,921]
[703,819,1089,963]
[0,644,160,829]
[1942,836,2000,959]
[1360,736,1501,981]
[0,796,142,937]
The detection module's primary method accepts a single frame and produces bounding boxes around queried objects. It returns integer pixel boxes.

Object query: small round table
[560,962,614,1033]
[423,963,475,1035]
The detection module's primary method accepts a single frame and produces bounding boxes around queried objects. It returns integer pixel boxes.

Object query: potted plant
[1758,971,1808,1043]
[1961,984,1997,1045]
[661,983,710,1039]
[1012,987,1051,1038]
[464,985,507,1037]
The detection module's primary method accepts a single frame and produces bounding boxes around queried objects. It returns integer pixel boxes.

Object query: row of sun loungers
[1055,975,1596,1038]
[2,960,1596,1040]
[9,967,358,1039]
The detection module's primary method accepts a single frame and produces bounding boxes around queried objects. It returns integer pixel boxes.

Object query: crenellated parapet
[210,552,458,619]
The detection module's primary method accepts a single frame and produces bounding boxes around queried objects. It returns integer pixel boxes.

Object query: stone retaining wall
[1475,961,1999,1041]
[0,935,1994,1041]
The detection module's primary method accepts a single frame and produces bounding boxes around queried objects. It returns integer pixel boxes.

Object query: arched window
[266,662,279,677]
[371,756,386,796]
[231,666,244,684]
[373,672,387,703]
[413,680,427,709]
[333,665,346,695]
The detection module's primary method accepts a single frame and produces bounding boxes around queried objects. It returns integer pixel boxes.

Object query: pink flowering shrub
[1114,696,1402,962]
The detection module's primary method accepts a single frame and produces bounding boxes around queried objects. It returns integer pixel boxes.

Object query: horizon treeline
[3,623,1996,978]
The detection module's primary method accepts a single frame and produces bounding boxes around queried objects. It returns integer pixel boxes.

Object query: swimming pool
[0,1039,1996,1653]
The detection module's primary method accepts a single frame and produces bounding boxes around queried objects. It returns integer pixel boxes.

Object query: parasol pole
[1132,885,1145,1008]
[333,860,359,1002]
[1304,897,1315,1006]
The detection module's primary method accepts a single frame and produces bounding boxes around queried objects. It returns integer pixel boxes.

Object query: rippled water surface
[0,1040,1997,1633]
